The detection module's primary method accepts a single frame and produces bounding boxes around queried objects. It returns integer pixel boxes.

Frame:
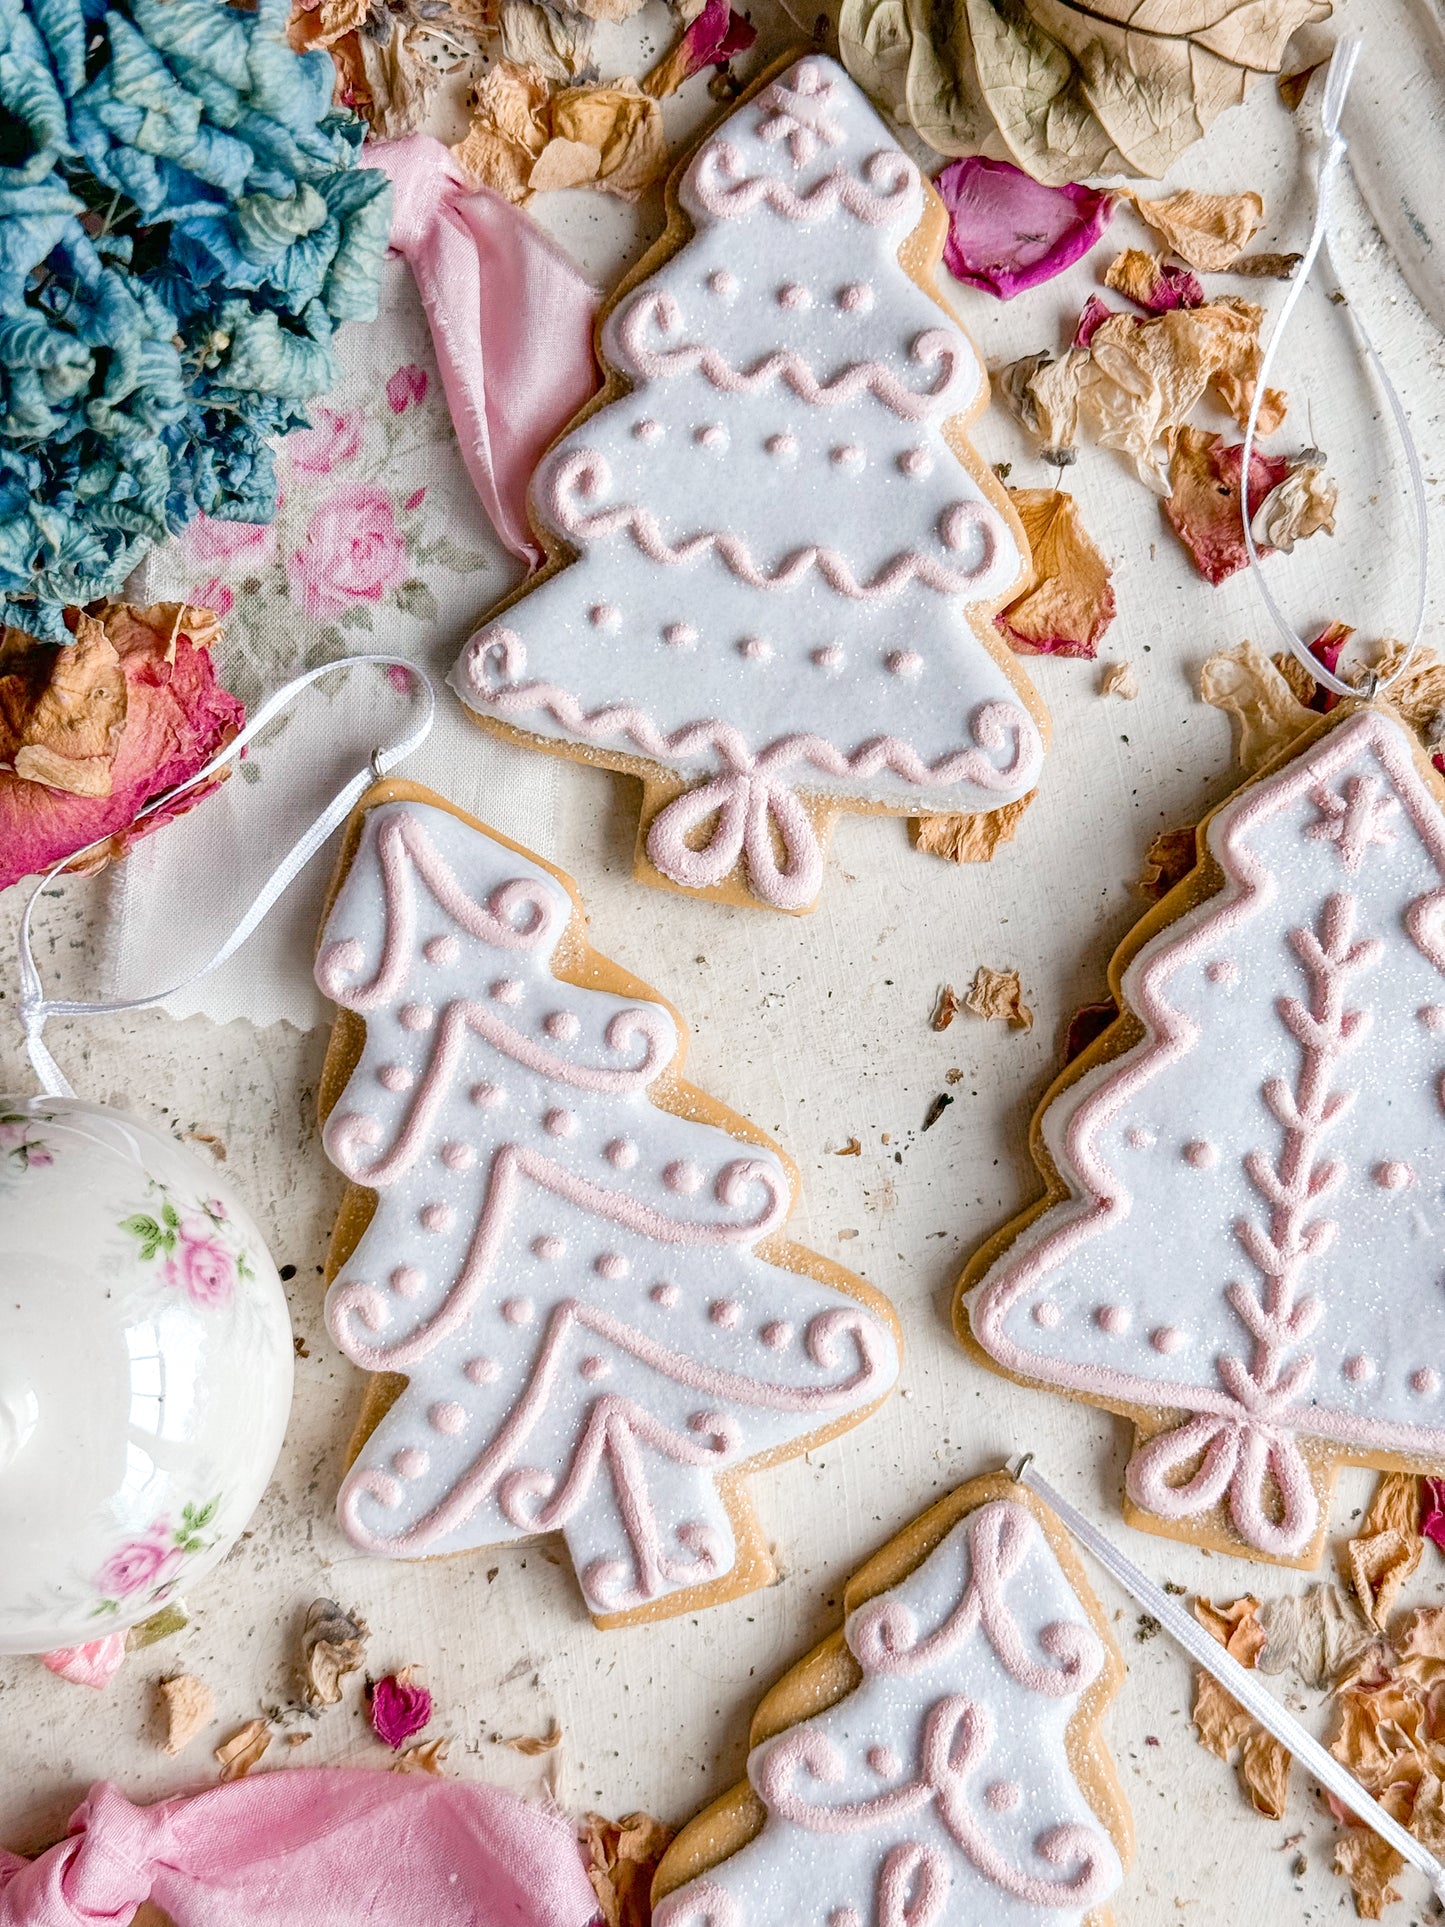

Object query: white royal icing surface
[652,1499,1123,1927]
[450,56,1039,912]
[316,802,901,1616]
[966,711,1445,1560]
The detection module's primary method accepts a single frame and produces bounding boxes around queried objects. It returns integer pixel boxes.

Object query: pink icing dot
[663,622,697,647]
[738,636,773,662]
[1126,1127,1155,1151]
[664,1160,704,1194]
[811,644,843,671]
[490,978,523,1005]
[502,1297,534,1325]
[885,650,922,677]
[760,1320,792,1349]
[379,1064,413,1092]
[707,269,737,297]
[441,1141,474,1171]
[580,1354,610,1381]
[532,1235,565,1261]
[1413,1367,1441,1396]
[1206,959,1239,986]
[710,1298,742,1328]
[589,604,621,631]
[651,1281,680,1308]
[465,1356,500,1384]
[838,281,874,312]
[695,424,727,450]
[1345,1354,1376,1384]
[400,1003,434,1031]
[606,1138,639,1169]
[1419,1005,1445,1031]
[393,1447,429,1479]
[632,418,663,442]
[986,1781,1022,1813]
[420,1202,454,1234]
[866,1744,901,1776]
[595,1253,629,1280]
[1095,1304,1130,1335]
[545,1010,581,1042]
[391,1265,424,1297]
[1375,1160,1415,1189]
[544,1108,577,1138]
[765,433,798,458]
[778,282,812,309]
[372,1474,403,1509]
[830,444,865,472]
[471,1082,502,1107]
[1151,1327,1186,1355]
[898,447,932,478]
[429,1401,466,1435]
[1184,1140,1218,1169]
[424,935,458,966]
[1032,1301,1060,1328]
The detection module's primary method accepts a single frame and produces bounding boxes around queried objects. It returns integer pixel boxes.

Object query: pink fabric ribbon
[371,135,600,567]
[0,1771,602,1927]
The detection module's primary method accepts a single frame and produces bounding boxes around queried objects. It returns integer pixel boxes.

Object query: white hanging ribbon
[1241,32,1430,703]
[1015,1459,1445,1905]
[18,654,435,1100]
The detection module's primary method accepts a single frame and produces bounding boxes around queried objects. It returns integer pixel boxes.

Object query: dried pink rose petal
[1423,1477,1445,1554]
[1073,295,1115,349]
[370,1668,433,1749]
[643,0,757,97]
[936,158,1113,300]
[41,1633,127,1688]
[1104,248,1205,314]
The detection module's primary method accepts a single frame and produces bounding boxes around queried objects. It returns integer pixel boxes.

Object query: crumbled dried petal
[547,83,666,201]
[158,1673,215,1756]
[356,20,450,139]
[1063,1000,1117,1065]
[994,350,1084,459]
[567,0,646,24]
[913,793,1034,864]
[9,619,126,796]
[1348,1526,1423,1634]
[498,0,595,81]
[394,1735,451,1774]
[1365,1472,1423,1541]
[1192,1597,1292,1819]
[1138,826,1197,900]
[1250,458,1337,553]
[1194,1594,1267,1666]
[1072,295,1114,349]
[499,1716,562,1754]
[1192,1668,1256,1760]
[1258,1584,1371,1686]
[287,0,370,53]
[371,1666,433,1749]
[1423,1477,1445,1554]
[1233,251,1305,279]
[1355,641,1445,735]
[996,489,1114,659]
[299,1597,370,1708]
[452,60,551,203]
[1100,661,1137,699]
[124,1603,189,1650]
[1127,188,1266,271]
[932,985,963,1031]
[1164,426,1293,585]
[964,967,1032,1030]
[215,1718,272,1780]
[1104,248,1204,312]
[528,137,601,193]
[1200,638,1314,770]
[642,0,756,99]
[935,159,1112,299]
[1239,1727,1291,1819]
[581,1811,674,1927]
[1278,61,1328,112]
[1334,1821,1406,1918]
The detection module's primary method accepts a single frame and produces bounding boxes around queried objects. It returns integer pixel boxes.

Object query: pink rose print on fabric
[386,365,428,414]
[287,486,409,620]
[186,577,234,618]
[286,406,366,476]
[185,515,276,567]
[164,1220,237,1308]
[98,1533,183,1599]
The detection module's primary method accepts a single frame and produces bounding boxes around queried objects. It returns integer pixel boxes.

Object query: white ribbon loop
[18,655,436,1099]
[1241,33,1428,704]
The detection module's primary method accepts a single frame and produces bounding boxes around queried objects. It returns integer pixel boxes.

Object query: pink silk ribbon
[371,134,600,567]
[0,1771,602,1927]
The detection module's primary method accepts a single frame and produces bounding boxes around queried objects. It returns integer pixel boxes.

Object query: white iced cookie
[652,1474,1130,1927]
[962,706,1445,1565]
[451,54,1043,915]
[315,788,901,1624]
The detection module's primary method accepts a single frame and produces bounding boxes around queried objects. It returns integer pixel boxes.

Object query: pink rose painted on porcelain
[286,406,366,475]
[98,1534,183,1599]
[386,365,428,414]
[287,487,409,620]
[185,515,276,566]
[165,1221,237,1308]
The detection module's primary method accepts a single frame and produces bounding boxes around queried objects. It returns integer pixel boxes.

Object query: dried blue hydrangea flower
[0,0,391,638]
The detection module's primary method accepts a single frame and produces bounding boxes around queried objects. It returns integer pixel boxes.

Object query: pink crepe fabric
[0,1772,602,1927]
[372,134,600,567]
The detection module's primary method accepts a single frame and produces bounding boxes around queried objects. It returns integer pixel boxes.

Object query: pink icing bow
[0,1771,602,1927]
[371,135,600,566]
[647,769,824,912]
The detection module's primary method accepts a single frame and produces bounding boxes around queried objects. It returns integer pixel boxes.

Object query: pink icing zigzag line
[688,140,917,226]
[652,1848,949,1927]
[337,1294,893,1582]
[968,713,1445,1510]
[614,294,967,424]
[755,1692,1113,1909]
[317,811,563,1013]
[541,451,996,601]
[848,1501,1102,1696]
[327,1142,792,1372]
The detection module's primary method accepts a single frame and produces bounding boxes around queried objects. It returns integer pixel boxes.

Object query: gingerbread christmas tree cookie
[959,704,1445,1567]
[449,53,1044,915]
[315,783,901,1625]
[651,1472,1130,1927]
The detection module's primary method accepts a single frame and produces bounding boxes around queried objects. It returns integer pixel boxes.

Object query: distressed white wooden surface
[4,3,1445,1920]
